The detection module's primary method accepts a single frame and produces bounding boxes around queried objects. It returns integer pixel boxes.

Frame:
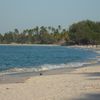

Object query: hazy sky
[0,0,100,33]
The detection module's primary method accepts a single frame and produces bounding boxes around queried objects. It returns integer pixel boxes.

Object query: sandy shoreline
[0,43,100,48]
[0,65,100,100]
[0,67,76,84]
[0,43,59,46]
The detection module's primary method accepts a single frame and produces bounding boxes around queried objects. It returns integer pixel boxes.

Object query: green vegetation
[0,20,100,45]
[69,20,100,45]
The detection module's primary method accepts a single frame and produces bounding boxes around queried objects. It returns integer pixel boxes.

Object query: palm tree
[58,25,61,31]
[14,29,19,34]
[48,26,52,34]
[51,27,56,33]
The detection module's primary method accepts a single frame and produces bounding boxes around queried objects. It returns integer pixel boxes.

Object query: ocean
[0,45,99,75]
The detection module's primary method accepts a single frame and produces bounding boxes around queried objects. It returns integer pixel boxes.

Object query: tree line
[0,20,100,45]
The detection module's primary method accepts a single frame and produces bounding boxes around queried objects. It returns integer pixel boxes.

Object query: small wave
[0,62,91,76]
[95,51,100,54]
[95,55,100,62]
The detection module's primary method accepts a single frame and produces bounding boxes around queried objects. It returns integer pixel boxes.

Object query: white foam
[95,51,100,54]
[0,62,91,75]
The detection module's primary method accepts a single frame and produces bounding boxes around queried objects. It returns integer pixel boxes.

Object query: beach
[0,45,100,100]
[0,65,100,100]
[0,0,100,99]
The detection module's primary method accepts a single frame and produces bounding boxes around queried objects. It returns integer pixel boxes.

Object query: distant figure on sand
[40,73,43,76]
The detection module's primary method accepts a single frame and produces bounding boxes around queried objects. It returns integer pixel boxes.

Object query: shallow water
[0,45,99,74]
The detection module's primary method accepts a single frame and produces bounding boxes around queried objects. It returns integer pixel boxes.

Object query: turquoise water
[0,45,99,74]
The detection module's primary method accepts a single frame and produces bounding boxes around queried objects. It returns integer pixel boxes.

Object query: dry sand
[0,65,100,100]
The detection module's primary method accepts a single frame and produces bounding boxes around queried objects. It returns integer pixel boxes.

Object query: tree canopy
[68,20,100,45]
[0,20,100,45]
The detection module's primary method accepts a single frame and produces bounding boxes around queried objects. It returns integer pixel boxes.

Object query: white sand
[0,66,100,100]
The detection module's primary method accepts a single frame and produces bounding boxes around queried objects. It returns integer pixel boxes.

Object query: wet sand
[0,67,75,84]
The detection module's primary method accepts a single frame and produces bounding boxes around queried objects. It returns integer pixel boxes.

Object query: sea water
[0,45,99,75]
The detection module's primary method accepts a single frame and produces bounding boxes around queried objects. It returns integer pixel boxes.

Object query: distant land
[0,20,100,46]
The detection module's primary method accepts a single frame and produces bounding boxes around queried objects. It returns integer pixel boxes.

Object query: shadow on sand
[72,93,100,100]
[71,72,100,100]
[86,72,100,77]
[85,72,100,80]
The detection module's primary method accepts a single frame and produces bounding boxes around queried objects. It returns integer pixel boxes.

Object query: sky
[0,0,100,33]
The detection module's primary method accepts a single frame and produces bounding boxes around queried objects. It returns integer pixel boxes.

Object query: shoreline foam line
[0,60,98,76]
